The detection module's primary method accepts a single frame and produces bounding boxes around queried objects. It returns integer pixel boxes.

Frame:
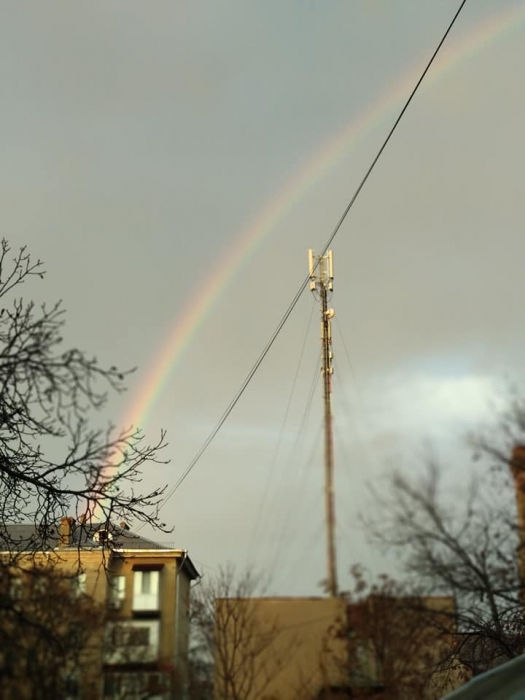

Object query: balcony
[105,620,160,664]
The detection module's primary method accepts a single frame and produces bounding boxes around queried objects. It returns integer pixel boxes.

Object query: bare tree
[0,239,169,546]
[0,560,104,700]
[338,566,463,699]
[365,443,525,680]
[190,565,294,700]
[0,240,172,697]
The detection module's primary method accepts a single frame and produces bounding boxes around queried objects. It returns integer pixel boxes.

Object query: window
[103,673,141,698]
[145,673,164,695]
[72,572,86,597]
[63,673,79,700]
[142,571,152,594]
[93,528,113,544]
[109,575,125,608]
[111,625,150,647]
[9,577,23,600]
[103,672,166,700]
[105,620,160,664]
[132,570,160,610]
[68,622,85,647]
[33,576,50,596]
[129,627,149,646]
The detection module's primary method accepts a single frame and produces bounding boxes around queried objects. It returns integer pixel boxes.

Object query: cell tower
[308,249,338,597]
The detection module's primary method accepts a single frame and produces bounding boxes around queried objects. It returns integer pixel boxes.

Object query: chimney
[119,521,130,531]
[58,516,75,548]
[510,445,525,591]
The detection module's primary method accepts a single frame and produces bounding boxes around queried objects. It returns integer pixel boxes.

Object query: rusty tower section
[309,249,338,597]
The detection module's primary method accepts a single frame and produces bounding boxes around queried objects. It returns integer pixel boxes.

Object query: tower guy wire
[248,297,317,554]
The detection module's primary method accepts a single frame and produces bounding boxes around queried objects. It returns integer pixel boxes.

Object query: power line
[154,0,468,514]
[319,0,468,257]
[258,358,322,566]
[155,300,315,515]
[332,319,378,471]
[267,419,323,574]
[249,298,317,552]
[278,513,327,594]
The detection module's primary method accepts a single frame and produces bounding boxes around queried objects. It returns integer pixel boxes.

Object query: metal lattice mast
[308,249,338,597]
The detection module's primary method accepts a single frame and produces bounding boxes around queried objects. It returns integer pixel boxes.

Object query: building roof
[0,518,199,580]
[1,521,199,579]
[3,522,158,550]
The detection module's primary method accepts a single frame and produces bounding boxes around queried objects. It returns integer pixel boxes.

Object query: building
[214,596,349,700]
[346,594,463,699]
[213,594,463,700]
[1,517,199,700]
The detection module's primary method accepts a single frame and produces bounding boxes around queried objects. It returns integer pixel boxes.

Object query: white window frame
[132,570,160,611]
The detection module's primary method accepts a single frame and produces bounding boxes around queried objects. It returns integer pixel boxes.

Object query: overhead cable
[156,0,468,511]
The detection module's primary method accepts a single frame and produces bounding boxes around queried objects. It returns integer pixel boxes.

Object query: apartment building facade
[2,518,199,700]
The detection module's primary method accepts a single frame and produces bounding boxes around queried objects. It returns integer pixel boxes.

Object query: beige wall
[348,595,465,699]
[214,595,467,700]
[6,548,108,699]
[215,596,348,700]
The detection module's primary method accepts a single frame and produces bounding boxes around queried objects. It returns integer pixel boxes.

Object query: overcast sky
[4,1,525,594]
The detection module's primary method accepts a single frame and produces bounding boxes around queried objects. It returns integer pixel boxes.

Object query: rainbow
[98,3,525,512]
